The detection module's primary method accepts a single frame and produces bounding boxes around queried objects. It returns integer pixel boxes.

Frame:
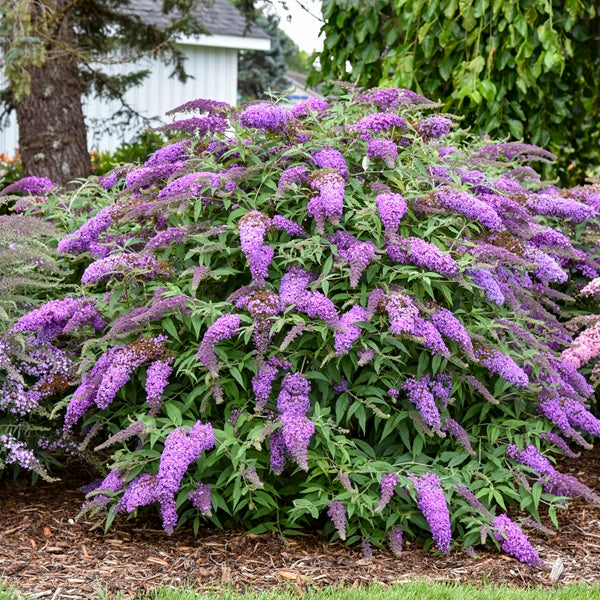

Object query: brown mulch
[0,449,599,599]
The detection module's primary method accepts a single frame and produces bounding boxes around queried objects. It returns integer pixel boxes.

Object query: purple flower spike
[375,472,400,513]
[1,176,57,196]
[196,314,241,377]
[403,376,441,431]
[327,501,347,540]
[492,514,545,567]
[375,192,407,233]
[411,472,451,554]
[240,103,291,132]
[189,482,212,516]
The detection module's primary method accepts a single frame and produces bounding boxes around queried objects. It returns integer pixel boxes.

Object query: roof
[133,0,270,40]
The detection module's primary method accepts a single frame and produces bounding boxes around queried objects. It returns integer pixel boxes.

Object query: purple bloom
[417,117,452,141]
[156,421,216,534]
[145,358,174,415]
[375,193,407,233]
[166,97,231,116]
[411,472,451,553]
[367,140,398,168]
[0,434,46,475]
[312,148,349,178]
[238,211,273,287]
[387,527,404,555]
[276,165,310,196]
[327,501,347,540]
[331,231,377,287]
[289,98,329,118]
[83,469,124,510]
[145,141,190,167]
[412,317,450,358]
[309,170,345,232]
[240,103,291,132]
[252,362,278,411]
[375,472,400,513]
[272,215,307,237]
[196,314,241,377]
[189,482,212,515]
[441,418,475,455]
[431,308,473,354]
[478,349,529,387]
[335,305,369,355]
[539,432,580,458]
[157,171,224,201]
[471,269,505,305]
[492,514,545,567]
[433,188,505,232]
[81,252,170,285]
[117,473,157,513]
[403,376,441,431]
[144,227,188,250]
[357,88,434,109]
[57,205,114,255]
[276,372,314,470]
[94,420,146,452]
[155,116,228,135]
[1,176,57,196]
[125,162,186,194]
[388,237,459,279]
[269,428,287,474]
[526,192,595,223]
[349,113,407,138]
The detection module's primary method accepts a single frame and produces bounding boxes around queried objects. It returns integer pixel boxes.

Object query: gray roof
[133,0,269,39]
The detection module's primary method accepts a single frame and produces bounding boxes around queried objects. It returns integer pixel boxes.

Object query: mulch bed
[1,448,599,599]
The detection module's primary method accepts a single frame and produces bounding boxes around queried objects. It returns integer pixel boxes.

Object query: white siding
[0,45,238,154]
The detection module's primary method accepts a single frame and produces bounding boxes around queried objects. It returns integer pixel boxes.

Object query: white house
[0,0,270,154]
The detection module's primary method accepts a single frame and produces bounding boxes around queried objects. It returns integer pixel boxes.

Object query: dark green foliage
[311,0,600,184]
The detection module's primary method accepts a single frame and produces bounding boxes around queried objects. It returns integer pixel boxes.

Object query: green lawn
[3,582,600,600]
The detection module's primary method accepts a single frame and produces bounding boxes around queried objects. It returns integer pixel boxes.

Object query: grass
[3,582,600,600]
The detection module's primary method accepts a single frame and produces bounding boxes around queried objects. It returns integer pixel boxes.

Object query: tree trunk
[15,1,90,185]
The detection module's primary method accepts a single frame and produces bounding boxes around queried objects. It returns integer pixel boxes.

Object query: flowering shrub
[1,87,600,565]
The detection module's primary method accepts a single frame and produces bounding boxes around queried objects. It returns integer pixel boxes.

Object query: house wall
[0,44,238,155]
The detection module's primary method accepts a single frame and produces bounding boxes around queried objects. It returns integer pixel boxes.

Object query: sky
[269,0,324,53]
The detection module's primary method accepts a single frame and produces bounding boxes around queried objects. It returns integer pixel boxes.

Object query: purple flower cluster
[331,231,378,287]
[410,472,451,553]
[441,418,475,455]
[189,482,212,515]
[416,117,453,141]
[526,192,595,223]
[433,188,505,232]
[124,162,186,194]
[312,148,349,178]
[384,292,419,334]
[402,376,441,430]
[57,205,115,255]
[196,314,241,377]
[238,211,273,287]
[431,308,473,354]
[471,269,505,305]
[308,170,346,232]
[539,432,580,458]
[387,527,404,555]
[145,141,190,167]
[478,349,529,387]
[12,296,105,340]
[492,514,545,567]
[357,87,434,109]
[144,227,188,250]
[157,171,223,201]
[64,335,167,430]
[276,372,314,470]
[375,192,407,233]
[83,469,124,510]
[155,116,228,136]
[240,103,291,132]
[375,472,400,513]
[272,215,307,237]
[289,98,329,118]
[156,421,215,533]
[94,420,145,452]
[81,252,170,285]
[0,434,45,474]
[412,318,450,358]
[166,97,231,117]
[348,113,407,139]
[367,139,398,168]
[1,176,57,196]
[388,237,459,279]
[327,501,347,540]
[335,304,369,355]
[276,165,310,196]
[145,357,174,415]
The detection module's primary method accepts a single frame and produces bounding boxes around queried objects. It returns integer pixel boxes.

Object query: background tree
[310,0,600,184]
[237,8,306,101]
[0,0,222,184]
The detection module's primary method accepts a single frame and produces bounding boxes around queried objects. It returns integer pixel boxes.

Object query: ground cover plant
[0,86,599,567]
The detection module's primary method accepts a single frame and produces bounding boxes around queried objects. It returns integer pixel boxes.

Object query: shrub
[1,88,599,564]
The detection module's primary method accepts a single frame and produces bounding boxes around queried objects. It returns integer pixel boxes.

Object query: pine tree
[0,0,219,184]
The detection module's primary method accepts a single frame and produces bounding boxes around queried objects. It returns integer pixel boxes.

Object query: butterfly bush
[3,88,600,565]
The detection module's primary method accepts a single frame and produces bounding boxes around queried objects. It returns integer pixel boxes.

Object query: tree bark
[15,1,91,184]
